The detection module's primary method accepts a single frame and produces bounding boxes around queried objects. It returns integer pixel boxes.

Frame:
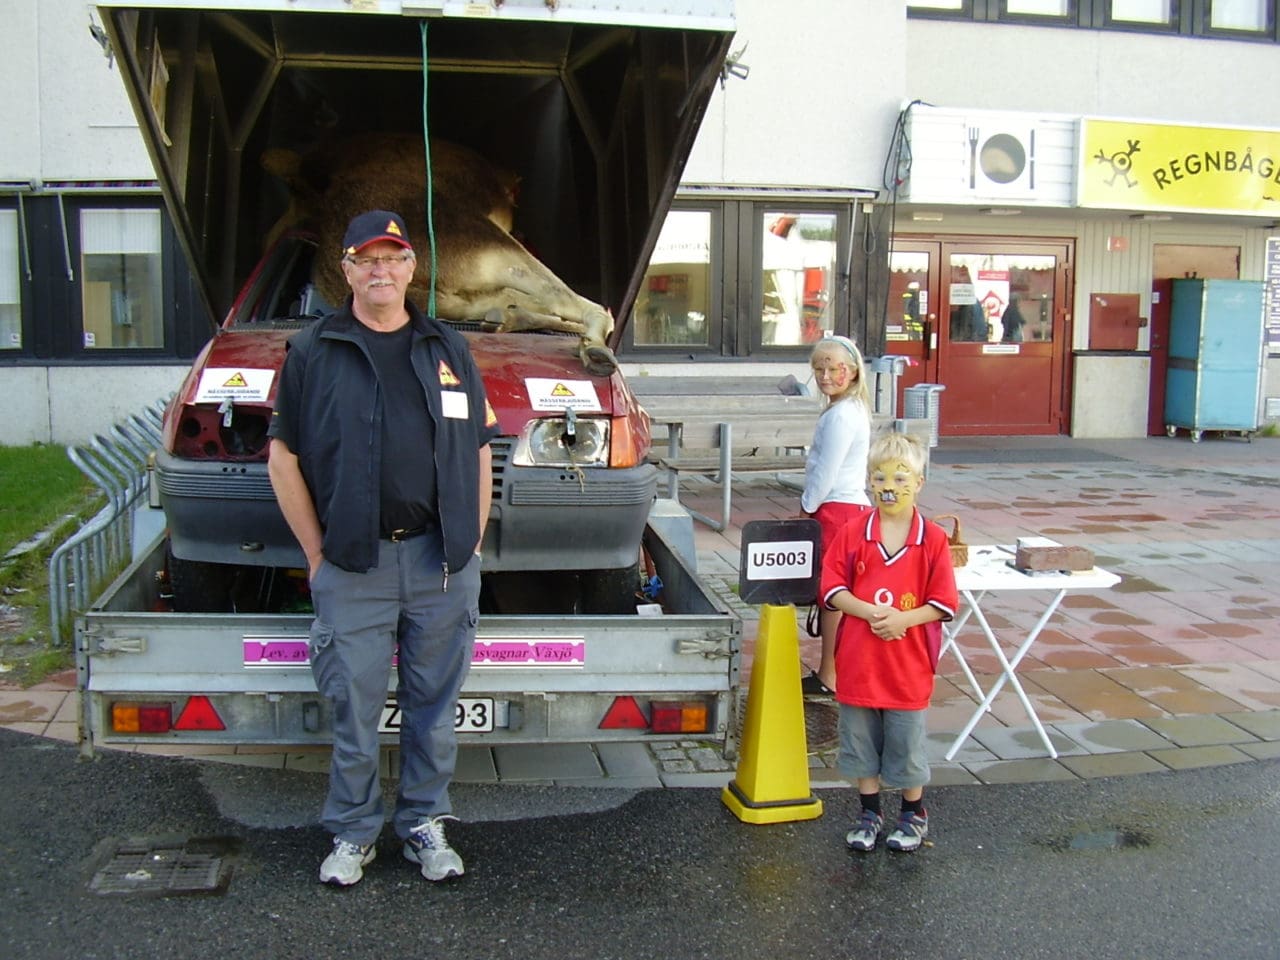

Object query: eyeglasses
[345,253,414,269]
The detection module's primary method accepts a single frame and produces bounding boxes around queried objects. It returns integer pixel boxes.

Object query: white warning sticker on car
[195,368,275,403]
[525,378,602,412]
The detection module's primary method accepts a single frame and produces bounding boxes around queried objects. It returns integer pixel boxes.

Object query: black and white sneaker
[801,670,833,697]
[404,815,465,881]
[845,810,884,852]
[886,812,928,852]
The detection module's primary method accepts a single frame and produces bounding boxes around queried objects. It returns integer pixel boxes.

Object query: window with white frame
[1005,0,1072,15]
[0,210,20,349]
[627,201,855,358]
[634,210,713,348]
[910,0,1276,36]
[1110,0,1174,22]
[80,208,164,350]
[759,212,839,347]
[1210,0,1270,30]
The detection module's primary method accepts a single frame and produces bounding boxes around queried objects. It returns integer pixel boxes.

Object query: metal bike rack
[48,401,166,645]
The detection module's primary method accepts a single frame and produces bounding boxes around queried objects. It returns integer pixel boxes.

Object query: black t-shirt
[358,321,438,535]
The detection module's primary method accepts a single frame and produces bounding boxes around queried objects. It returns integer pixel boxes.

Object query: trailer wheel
[166,543,235,612]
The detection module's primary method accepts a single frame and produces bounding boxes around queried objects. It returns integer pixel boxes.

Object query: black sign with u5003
[737,518,821,605]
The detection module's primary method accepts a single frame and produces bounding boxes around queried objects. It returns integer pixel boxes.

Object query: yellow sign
[1079,119,1280,216]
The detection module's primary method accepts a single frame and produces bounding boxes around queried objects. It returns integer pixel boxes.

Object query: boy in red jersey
[819,432,958,853]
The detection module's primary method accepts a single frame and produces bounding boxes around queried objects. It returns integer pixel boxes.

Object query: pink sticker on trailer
[472,639,585,667]
[243,638,310,666]
[243,636,585,668]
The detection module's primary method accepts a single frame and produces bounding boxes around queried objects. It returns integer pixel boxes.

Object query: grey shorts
[836,704,931,789]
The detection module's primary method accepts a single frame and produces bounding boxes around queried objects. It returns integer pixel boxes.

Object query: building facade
[625,0,1280,439]
[0,1,201,445]
[3,1,1278,443]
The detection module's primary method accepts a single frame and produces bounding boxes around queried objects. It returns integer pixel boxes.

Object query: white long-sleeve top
[801,397,871,513]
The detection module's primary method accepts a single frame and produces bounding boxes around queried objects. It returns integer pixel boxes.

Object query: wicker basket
[934,514,968,568]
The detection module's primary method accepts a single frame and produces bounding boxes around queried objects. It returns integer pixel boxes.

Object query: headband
[817,335,860,361]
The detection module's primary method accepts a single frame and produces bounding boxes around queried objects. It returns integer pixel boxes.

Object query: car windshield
[230,237,327,328]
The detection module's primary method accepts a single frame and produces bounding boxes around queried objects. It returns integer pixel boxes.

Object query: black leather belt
[383,526,427,542]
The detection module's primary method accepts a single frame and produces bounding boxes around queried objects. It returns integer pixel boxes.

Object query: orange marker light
[650,700,710,734]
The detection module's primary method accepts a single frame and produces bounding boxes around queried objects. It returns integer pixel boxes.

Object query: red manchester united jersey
[819,509,959,710]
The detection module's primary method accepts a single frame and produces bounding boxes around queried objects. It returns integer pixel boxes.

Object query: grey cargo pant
[307,532,480,845]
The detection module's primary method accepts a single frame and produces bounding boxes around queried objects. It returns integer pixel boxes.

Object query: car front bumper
[481,440,658,573]
[155,444,658,573]
[154,449,306,567]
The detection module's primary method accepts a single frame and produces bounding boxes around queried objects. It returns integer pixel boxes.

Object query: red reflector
[174,696,225,731]
[599,696,648,730]
[650,700,710,734]
[138,703,173,733]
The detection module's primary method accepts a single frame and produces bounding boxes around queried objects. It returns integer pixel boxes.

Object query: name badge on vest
[441,390,469,420]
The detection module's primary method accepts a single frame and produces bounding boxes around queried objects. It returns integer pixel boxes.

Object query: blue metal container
[1165,279,1264,441]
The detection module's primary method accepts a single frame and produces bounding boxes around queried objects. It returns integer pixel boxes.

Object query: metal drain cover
[804,700,839,751]
[89,836,237,897]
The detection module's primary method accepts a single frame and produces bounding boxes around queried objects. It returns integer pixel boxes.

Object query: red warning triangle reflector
[174,695,226,731]
[599,696,648,730]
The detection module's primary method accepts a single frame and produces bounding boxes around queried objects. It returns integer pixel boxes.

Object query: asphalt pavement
[1,727,1277,960]
[3,433,1280,958]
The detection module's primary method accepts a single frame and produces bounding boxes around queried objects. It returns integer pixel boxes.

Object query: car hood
[173,328,296,409]
[462,331,627,435]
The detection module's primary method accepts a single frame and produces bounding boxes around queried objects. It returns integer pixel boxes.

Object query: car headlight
[513,417,610,467]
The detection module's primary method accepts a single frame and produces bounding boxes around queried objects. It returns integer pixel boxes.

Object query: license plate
[379,698,498,734]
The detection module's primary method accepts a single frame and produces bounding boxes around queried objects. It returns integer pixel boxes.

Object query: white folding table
[941,545,1120,760]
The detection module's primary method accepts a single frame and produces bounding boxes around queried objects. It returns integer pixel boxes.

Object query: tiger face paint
[868,458,923,519]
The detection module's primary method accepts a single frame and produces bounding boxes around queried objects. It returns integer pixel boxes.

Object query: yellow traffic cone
[721,602,824,824]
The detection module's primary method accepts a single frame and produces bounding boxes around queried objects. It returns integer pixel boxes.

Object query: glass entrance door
[889,237,1073,435]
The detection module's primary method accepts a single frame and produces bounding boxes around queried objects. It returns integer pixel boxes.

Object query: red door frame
[884,240,942,411]
[1147,278,1172,436]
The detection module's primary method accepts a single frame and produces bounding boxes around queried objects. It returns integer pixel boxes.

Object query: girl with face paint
[800,335,873,696]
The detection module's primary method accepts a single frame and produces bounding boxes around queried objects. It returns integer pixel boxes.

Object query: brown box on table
[1014,537,1095,572]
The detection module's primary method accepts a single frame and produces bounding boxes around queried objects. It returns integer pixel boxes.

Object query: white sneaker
[403,815,465,881]
[319,838,376,886]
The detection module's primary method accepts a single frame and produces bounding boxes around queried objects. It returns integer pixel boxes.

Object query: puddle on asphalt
[1039,828,1154,853]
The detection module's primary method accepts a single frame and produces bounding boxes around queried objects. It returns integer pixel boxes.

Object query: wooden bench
[638,386,931,532]
[636,393,817,531]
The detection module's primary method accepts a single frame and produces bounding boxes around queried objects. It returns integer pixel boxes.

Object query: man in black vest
[268,209,498,886]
